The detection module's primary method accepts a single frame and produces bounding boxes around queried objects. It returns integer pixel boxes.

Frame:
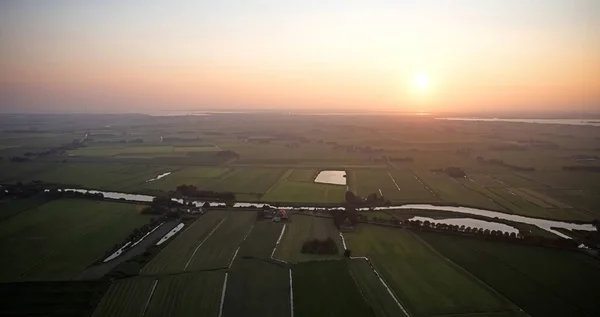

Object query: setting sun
[413,73,431,93]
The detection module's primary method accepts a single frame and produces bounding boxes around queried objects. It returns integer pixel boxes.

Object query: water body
[408,216,519,235]
[157,223,185,245]
[146,172,172,183]
[436,117,600,127]
[58,189,596,238]
[314,170,347,185]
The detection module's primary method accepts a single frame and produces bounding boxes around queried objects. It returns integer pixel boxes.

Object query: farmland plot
[141,211,228,274]
[416,171,506,211]
[420,232,600,317]
[354,169,404,201]
[275,215,343,263]
[293,260,375,317]
[145,272,224,317]
[0,281,108,317]
[186,211,256,270]
[0,199,150,282]
[348,259,409,317]
[262,181,345,203]
[343,225,523,317]
[223,221,291,317]
[92,276,156,317]
[205,168,286,195]
[389,170,440,201]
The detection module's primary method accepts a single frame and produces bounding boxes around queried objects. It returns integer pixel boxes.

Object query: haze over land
[1,0,599,114]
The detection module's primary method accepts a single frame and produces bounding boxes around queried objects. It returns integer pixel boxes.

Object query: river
[59,188,596,239]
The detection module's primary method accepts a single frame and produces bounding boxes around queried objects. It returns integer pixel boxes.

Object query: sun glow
[412,72,430,92]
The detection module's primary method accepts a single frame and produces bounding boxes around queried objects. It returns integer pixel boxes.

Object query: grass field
[420,232,600,317]
[145,272,224,317]
[141,211,228,274]
[0,197,46,221]
[205,168,286,195]
[0,199,150,282]
[292,260,375,317]
[275,215,343,263]
[287,169,318,182]
[142,166,230,191]
[348,259,409,317]
[185,211,255,270]
[0,281,108,317]
[92,276,157,317]
[262,181,346,203]
[223,221,291,317]
[343,225,524,317]
[416,170,508,211]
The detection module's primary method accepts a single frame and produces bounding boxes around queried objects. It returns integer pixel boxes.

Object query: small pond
[314,170,346,185]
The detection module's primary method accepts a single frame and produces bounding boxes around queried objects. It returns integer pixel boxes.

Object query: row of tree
[300,238,338,255]
[344,191,388,206]
[405,219,579,249]
[172,184,236,201]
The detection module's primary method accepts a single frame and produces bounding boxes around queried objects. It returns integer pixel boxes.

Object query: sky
[1,0,599,114]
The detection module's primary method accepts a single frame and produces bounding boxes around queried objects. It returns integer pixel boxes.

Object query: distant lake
[436,118,600,127]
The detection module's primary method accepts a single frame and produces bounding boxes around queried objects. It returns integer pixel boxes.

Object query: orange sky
[1,1,599,113]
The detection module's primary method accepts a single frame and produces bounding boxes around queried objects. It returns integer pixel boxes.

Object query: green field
[0,199,150,282]
[141,211,228,274]
[0,281,108,317]
[262,181,345,203]
[0,197,46,220]
[343,225,524,317]
[420,232,600,317]
[142,166,230,191]
[348,259,409,317]
[223,221,291,317]
[92,277,157,317]
[145,272,224,317]
[275,215,344,263]
[204,168,287,196]
[292,260,375,317]
[185,211,255,270]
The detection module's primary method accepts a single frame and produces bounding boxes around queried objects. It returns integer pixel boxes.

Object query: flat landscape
[1,113,599,317]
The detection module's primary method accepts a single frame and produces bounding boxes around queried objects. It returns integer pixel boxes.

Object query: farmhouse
[272,209,289,222]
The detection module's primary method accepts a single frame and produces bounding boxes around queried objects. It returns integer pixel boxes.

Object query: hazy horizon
[1,0,599,114]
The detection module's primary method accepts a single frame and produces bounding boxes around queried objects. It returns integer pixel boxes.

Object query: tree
[152,195,172,207]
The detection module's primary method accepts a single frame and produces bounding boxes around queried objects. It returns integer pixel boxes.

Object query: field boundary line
[218,272,229,317]
[339,232,412,317]
[347,262,373,314]
[410,232,530,317]
[289,268,294,317]
[229,223,255,268]
[271,224,288,263]
[388,173,401,192]
[140,279,158,317]
[184,217,227,270]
